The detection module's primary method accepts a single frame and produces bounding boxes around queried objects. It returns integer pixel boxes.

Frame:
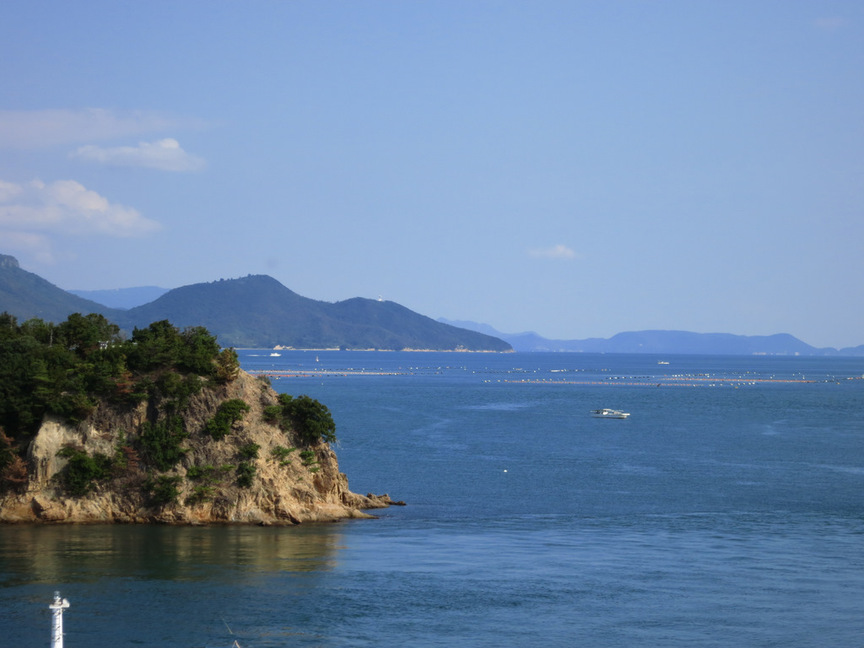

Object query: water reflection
[0,524,345,587]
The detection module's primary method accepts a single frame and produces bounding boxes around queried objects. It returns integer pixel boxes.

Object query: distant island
[439,320,864,357]
[1,254,860,356]
[0,255,511,352]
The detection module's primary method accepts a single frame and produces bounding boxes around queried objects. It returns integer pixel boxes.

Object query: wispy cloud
[528,244,578,260]
[72,138,205,172]
[814,17,844,32]
[0,179,23,202]
[0,231,56,264]
[0,178,161,238]
[0,108,203,149]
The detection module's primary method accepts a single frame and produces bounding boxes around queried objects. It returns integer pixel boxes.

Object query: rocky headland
[0,316,401,525]
[0,370,399,525]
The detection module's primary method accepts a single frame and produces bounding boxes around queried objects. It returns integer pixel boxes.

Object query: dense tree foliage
[56,446,115,496]
[264,393,337,446]
[0,314,233,440]
[0,313,239,492]
[140,416,188,472]
[0,311,343,502]
[0,430,27,493]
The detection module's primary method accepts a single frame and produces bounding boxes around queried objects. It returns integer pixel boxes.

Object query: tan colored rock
[0,370,397,525]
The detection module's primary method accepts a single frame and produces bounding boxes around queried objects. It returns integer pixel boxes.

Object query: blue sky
[1,1,862,348]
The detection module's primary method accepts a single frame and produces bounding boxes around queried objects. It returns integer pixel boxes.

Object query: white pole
[49,591,70,648]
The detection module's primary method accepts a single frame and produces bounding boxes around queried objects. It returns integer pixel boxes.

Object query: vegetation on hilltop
[0,257,511,351]
[0,312,336,501]
[0,313,238,437]
[117,275,512,350]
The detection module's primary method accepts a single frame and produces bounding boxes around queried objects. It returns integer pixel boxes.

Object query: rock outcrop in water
[0,370,399,525]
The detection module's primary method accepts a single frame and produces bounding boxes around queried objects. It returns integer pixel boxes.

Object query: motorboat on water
[591,408,630,419]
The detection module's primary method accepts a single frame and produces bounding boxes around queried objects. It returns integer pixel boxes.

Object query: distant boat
[657,360,670,365]
[270,352,281,357]
[591,408,630,419]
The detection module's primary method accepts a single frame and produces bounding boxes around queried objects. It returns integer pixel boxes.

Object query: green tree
[0,312,19,341]
[56,313,121,358]
[236,461,256,488]
[140,416,187,471]
[238,442,259,460]
[145,475,182,506]
[0,429,28,493]
[214,348,240,383]
[177,326,221,375]
[128,320,183,371]
[203,399,250,440]
[57,446,114,496]
[265,394,337,446]
[19,318,57,346]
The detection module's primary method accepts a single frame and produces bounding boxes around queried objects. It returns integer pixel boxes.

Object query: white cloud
[0,230,56,264]
[814,17,844,31]
[528,244,578,260]
[72,138,205,172]
[0,179,23,202]
[0,178,161,238]
[0,108,204,149]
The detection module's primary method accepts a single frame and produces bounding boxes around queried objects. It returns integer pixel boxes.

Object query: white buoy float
[49,592,70,648]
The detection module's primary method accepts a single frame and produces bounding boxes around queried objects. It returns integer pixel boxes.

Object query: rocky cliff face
[0,371,398,524]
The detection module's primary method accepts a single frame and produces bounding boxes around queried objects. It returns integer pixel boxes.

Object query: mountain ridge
[3,255,859,355]
[0,256,510,351]
[439,319,864,357]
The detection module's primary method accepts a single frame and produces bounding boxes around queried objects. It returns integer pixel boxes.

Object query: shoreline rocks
[0,371,400,526]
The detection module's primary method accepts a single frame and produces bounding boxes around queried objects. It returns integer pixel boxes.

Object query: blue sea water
[2,352,864,647]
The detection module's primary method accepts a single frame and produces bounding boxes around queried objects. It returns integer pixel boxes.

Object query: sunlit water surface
[3,352,863,647]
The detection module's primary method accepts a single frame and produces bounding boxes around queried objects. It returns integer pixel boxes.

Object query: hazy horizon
[59,275,857,350]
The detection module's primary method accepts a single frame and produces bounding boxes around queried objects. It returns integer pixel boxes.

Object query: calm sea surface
[3,352,864,647]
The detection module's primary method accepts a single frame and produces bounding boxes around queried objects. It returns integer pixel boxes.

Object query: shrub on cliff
[263,393,337,446]
[215,348,240,383]
[140,416,188,471]
[0,430,27,494]
[57,446,114,496]
[203,399,250,440]
[235,461,256,488]
[144,475,182,506]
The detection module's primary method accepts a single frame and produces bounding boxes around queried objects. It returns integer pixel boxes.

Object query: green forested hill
[0,257,511,351]
[0,255,121,323]
[116,275,510,350]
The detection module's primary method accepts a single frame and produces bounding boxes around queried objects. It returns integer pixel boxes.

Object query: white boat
[591,408,630,419]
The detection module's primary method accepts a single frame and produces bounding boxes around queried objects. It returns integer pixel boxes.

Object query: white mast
[49,591,70,648]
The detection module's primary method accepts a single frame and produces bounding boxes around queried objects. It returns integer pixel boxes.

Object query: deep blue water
[2,352,863,647]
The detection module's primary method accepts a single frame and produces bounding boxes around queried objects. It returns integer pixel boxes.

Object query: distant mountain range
[0,255,510,351]
[439,320,864,357]
[3,254,860,356]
